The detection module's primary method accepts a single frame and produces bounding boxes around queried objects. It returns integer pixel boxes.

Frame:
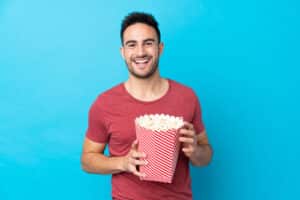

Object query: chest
[108,103,193,141]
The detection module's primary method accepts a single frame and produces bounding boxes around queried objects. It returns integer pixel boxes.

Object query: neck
[124,72,169,101]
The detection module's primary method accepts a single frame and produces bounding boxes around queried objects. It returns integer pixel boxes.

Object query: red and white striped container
[135,116,183,183]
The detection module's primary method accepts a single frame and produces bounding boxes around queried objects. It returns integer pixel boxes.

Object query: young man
[81,12,213,200]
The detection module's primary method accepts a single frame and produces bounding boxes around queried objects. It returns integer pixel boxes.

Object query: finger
[131,151,146,159]
[132,159,148,166]
[179,137,194,144]
[179,129,195,137]
[131,139,138,149]
[132,169,146,178]
[182,121,194,130]
[182,147,193,153]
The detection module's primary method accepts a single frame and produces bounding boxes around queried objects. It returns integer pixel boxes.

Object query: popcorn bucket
[135,114,183,183]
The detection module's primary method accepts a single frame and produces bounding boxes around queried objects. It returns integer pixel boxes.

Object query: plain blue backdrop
[1,0,299,199]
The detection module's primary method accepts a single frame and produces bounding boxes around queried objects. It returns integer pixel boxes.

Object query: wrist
[117,156,127,172]
[190,144,212,166]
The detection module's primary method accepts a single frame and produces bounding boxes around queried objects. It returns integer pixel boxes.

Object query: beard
[125,56,159,79]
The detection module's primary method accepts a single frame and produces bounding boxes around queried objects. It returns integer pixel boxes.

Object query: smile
[133,57,151,64]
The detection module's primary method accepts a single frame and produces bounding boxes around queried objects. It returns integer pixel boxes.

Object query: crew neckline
[121,78,172,105]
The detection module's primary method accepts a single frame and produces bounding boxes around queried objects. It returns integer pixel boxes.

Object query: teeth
[134,58,150,64]
[135,60,148,64]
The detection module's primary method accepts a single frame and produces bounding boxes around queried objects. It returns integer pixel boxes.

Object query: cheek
[151,49,160,57]
[123,53,133,61]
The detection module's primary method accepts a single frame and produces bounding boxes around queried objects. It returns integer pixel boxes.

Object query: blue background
[1,0,299,199]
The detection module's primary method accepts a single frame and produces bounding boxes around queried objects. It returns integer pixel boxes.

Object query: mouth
[132,57,152,69]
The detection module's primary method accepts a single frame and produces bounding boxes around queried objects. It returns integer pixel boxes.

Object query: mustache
[131,55,151,60]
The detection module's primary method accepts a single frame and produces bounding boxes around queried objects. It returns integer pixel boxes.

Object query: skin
[81,23,213,178]
[120,23,163,80]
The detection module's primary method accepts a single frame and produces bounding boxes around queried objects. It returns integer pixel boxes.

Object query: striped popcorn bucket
[135,122,181,183]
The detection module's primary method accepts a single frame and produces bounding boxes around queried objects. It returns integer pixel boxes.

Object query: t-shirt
[86,79,205,200]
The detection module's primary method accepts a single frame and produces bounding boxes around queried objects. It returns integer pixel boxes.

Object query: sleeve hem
[86,131,108,144]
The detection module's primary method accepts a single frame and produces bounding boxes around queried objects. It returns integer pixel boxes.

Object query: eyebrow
[124,40,137,46]
[143,39,155,43]
[124,38,156,46]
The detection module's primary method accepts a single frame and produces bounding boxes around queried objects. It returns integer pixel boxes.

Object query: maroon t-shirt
[86,79,205,200]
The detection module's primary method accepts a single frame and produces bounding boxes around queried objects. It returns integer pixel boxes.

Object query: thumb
[131,139,139,149]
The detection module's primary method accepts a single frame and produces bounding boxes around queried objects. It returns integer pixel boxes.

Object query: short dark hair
[120,12,161,45]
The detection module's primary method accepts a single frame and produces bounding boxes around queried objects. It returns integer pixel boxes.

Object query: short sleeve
[85,100,109,143]
[192,93,205,134]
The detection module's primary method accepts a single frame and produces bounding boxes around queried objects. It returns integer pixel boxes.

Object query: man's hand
[178,122,198,158]
[179,122,212,166]
[121,140,148,178]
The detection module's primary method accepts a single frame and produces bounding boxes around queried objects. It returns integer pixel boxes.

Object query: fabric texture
[86,79,205,200]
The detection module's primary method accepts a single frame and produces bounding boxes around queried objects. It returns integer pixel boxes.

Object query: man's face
[121,23,164,79]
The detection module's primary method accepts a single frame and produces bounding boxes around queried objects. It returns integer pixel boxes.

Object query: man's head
[120,12,161,44]
[120,12,164,79]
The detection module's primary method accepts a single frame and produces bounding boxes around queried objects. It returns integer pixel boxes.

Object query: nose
[136,44,146,57]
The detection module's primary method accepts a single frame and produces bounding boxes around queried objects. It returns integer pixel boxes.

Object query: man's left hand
[178,122,198,158]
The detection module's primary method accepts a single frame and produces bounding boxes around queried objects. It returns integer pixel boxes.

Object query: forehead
[123,23,158,42]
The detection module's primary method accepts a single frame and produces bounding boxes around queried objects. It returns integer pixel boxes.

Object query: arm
[188,130,213,166]
[179,123,213,166]
[81,138,147,176]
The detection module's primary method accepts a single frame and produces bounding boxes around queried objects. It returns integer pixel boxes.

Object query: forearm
[81,153,125,174]
[189,144,213,166]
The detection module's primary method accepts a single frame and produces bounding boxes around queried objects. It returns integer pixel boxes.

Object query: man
[81,12,213,199]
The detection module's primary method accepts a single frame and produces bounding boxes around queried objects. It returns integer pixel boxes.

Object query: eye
[126,43,136,48]
[145,41,154,46]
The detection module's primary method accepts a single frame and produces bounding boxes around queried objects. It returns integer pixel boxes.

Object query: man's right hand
[121,139,148,178]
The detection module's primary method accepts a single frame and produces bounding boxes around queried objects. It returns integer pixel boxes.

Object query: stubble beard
[126,58,159,79]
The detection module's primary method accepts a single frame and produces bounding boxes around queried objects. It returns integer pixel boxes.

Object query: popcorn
[135,114,184,183]
[135,114,184,131]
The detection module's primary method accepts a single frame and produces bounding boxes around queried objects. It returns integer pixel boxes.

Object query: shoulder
[169,79,198,100]
[92,82,124,108]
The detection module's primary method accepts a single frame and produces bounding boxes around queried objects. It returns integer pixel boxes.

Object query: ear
[120,46,125,59]
[158,42,164,56]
